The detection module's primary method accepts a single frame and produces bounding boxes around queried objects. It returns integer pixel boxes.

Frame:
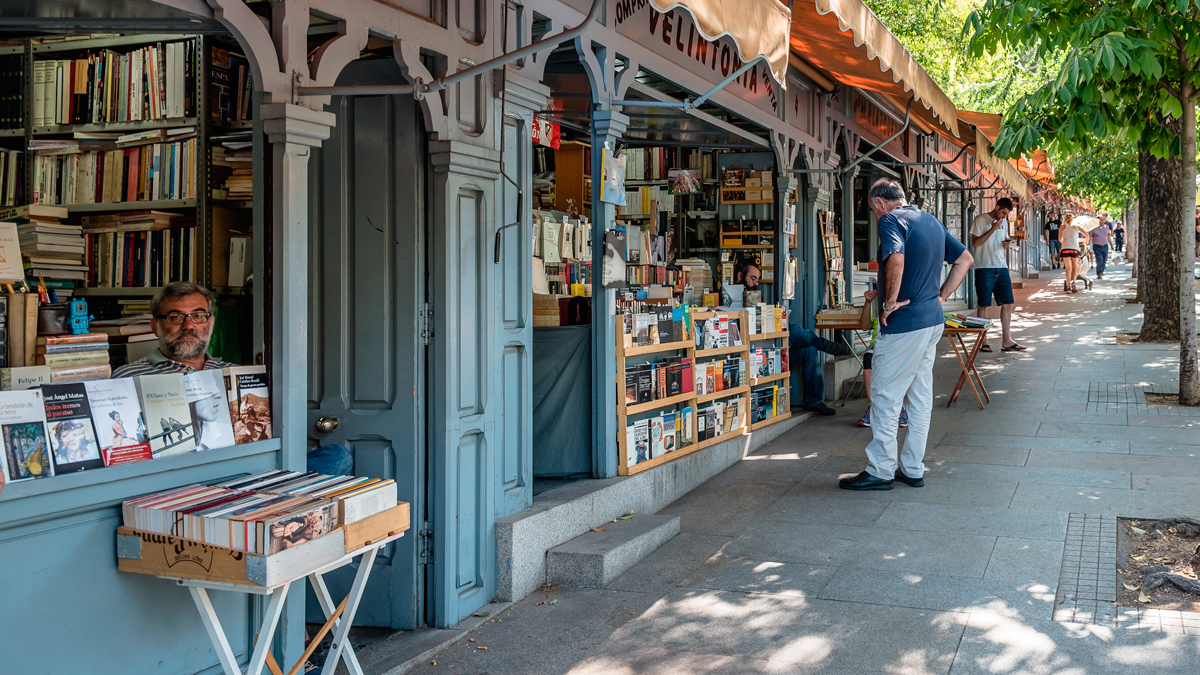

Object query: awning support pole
[611,57,765,111]
[295,0,603,97]
[842,97,912,175]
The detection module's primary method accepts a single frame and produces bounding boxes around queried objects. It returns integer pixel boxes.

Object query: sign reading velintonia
[613,0,782,119]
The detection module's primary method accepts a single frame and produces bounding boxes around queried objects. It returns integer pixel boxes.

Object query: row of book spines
[31,139,198,206]
[0,55,23,129]
[626,265,688,287]
[750,348,789,377]
[85,227,197,288]
[32,41,193,127]
[622,147,717,181]
[0,149,23,208]
[624,357,694,405]
[694,356,747,395]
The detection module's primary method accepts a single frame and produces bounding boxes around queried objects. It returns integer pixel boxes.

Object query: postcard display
[616,307,791,476]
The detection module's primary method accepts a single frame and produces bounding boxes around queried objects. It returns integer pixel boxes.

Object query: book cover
[35,349,109,368]
[263,499,337,555]
[696,405,710,441]
[0,365,51,391]
[633,420,649,464]
[84,377,151,465]
[681,358,694,394]
[649,415,664,458]
[680,407,694,446]
[42,382,104,473]
[185,369,236,452]
[0,221,24,281]
[0,389,52,482]
[635,365,653,404]
[625,423,638,467]
[655,306,674,343]
[666,362,682,397]
[135,372,195,456]
[224,365,271,444]
[662,411,676,454]
[624,369,637,405]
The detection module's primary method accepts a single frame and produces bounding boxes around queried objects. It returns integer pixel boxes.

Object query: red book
[682,358,694,394]
[125,148,137,202]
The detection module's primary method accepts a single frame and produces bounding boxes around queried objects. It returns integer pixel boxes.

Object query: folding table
[944,325,990,409]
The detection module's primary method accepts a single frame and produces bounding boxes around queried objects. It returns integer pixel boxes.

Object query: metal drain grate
[1085,383,1199,416]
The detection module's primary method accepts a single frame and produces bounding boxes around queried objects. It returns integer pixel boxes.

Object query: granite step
[546,514,680,588]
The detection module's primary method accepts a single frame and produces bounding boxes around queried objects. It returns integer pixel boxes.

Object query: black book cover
[656,306,674,343]
[42,382,104,473]
[636,366,653,404]
[86,60,95,124]
[625,369,637,405]
[667,363,682,397]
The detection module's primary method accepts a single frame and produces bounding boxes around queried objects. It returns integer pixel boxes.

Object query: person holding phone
[969,198,1024,352]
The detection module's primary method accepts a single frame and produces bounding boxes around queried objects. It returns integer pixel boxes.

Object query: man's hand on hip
[880,299,910,327]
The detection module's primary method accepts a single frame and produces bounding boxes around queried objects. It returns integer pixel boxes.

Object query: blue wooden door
[306,60,428,629]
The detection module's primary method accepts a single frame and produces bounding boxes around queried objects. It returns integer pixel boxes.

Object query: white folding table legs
[188,584,289,675]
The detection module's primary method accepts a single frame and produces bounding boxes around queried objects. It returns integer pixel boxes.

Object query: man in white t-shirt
[970,198,1024,352]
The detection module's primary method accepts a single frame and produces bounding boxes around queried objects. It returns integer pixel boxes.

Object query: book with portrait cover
[84,377,152,466]
[41,382,104,473]
[223,365,271,444]
[0,389,52,482]
[135,372,196,456]
[185,369,235,452]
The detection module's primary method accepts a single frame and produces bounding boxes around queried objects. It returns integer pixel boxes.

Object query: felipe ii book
[41,382,105,473]
[0,389,53,483]
[224,365,271,444]
[84,378,152,465]
[135,373,196,456]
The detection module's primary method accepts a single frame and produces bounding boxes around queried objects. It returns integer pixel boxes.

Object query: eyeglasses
[156,312,212,325]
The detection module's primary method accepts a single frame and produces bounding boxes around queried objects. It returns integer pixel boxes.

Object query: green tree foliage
[1050,138,1138,214]
[862,0,1058,113]
[966,0,1200,403]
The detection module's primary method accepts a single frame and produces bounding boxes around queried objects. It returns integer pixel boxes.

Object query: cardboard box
[227,237,251,287]
[745,189,762,201]
[744,177,761,188]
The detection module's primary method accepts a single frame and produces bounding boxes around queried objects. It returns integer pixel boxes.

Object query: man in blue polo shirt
[839,179,974,491]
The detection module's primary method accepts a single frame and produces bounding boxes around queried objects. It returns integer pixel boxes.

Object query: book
[0,389,52,482]
[0,365,51,390]
[35,349,109,368]
[0,221,24,281]
[84,377,151,465]
[5,292,38,367]
[50,364,111,382]
[262,499,337,555]
[36,332,108,345]
[135,372,195,456]
[184,369,236,452]
[649,415,664,458]
[41,381,104,473]
[662,411,677,454]
[633,419,649,464]
[339,480,398,525]
[224,365,271,444]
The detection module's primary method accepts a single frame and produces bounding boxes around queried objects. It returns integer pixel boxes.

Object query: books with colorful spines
[0,389,52,482]
[35,349,109,368]
[134,372,195,456]
[184,369,236,452]
[40,382,104,474]
[224,365,271,444]
[84,377,151,465]
[0,365,51,390]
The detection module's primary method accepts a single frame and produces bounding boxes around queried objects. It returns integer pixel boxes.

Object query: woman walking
[1059,213,1084,293]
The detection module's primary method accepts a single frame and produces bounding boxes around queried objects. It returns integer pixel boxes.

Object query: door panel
[306,60,427,629]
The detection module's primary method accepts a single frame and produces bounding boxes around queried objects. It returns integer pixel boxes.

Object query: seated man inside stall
[112,282,351,475]
[733,261,845,416]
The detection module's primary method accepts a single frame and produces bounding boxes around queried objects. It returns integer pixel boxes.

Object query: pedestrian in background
[1113,220,1124,252]
[1059,213,1084,293]
[1044,212,1062,269]
[1090,212,1111,278]
[838,179,973,491]
[970,198,1024,352]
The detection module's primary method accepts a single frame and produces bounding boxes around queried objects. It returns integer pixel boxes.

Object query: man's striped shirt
[111,347,234,378]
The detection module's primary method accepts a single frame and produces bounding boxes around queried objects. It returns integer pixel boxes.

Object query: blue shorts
[1049,240,1061,254]
[974,268,1014,307]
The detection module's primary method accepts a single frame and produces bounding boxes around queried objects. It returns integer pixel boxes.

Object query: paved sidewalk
[408,259,1200,675]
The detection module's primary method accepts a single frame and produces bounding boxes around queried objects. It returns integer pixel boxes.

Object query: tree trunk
[1179,92,1198,405]
[1137,147,1181,342]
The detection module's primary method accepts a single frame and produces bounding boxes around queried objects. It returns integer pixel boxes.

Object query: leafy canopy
[965,0,1200,160]
[1050,138,1138,214]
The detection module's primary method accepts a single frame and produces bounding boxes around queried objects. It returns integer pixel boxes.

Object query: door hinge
[420,303,434,346]
[418,523,434,564]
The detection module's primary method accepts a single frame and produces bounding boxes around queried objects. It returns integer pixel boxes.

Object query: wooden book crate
[117,502,410,587]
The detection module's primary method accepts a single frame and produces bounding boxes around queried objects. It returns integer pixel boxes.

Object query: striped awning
[648,0,793,85]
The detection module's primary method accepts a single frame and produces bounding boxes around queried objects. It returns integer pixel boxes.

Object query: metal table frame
[169,532,404,675]
[945,326,990,409]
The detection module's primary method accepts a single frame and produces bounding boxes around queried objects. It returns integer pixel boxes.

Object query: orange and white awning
[648,0,793,85]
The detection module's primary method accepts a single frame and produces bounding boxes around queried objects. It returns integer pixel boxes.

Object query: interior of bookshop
[0,32,263,484]
[529,91,801,478]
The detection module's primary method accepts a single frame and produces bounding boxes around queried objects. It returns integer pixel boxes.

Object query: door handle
[315,416,339,433]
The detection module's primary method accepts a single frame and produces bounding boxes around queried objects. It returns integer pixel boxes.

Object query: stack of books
[211,141,252,200]
[120,471,397,553]
[8,203,88,281]
[0,148,22,206]
[944,313,993,329]
[34,333,111,382]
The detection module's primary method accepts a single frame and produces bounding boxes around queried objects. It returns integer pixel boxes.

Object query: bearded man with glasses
[112,282,232,377]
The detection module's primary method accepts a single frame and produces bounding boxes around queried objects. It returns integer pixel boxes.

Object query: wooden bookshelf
[618,308,793,476]
[751,410,792,431]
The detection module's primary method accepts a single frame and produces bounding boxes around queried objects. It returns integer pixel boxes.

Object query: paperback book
[84,377,152,465]
[184,369,235,452]
[0,389,52,482]
[135,372,195,456]
[41,382,104,473]
[224,365,271,444]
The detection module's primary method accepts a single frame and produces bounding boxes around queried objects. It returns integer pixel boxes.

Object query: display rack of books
[820,211,843,305]
[0,32,256,298]
[616,304,791,476]
[718,168,775,205]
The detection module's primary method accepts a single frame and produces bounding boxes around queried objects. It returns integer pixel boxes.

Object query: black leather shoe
[801,402,836,416]
[895,469,924,488]
[838,470,893,490]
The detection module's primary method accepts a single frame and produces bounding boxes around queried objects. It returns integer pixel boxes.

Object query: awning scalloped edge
[648,0,791,87]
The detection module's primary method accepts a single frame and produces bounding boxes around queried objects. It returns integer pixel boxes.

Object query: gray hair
[150,282,216,317]
[868,178,905,205]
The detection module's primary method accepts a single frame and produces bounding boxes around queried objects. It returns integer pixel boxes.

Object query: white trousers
[864,324,942,480]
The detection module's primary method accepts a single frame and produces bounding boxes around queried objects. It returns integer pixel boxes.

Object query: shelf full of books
[0,358,273,485]
[616,302,791,476]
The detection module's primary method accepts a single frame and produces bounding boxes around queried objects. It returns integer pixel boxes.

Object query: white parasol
[1070,215,1103,233]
